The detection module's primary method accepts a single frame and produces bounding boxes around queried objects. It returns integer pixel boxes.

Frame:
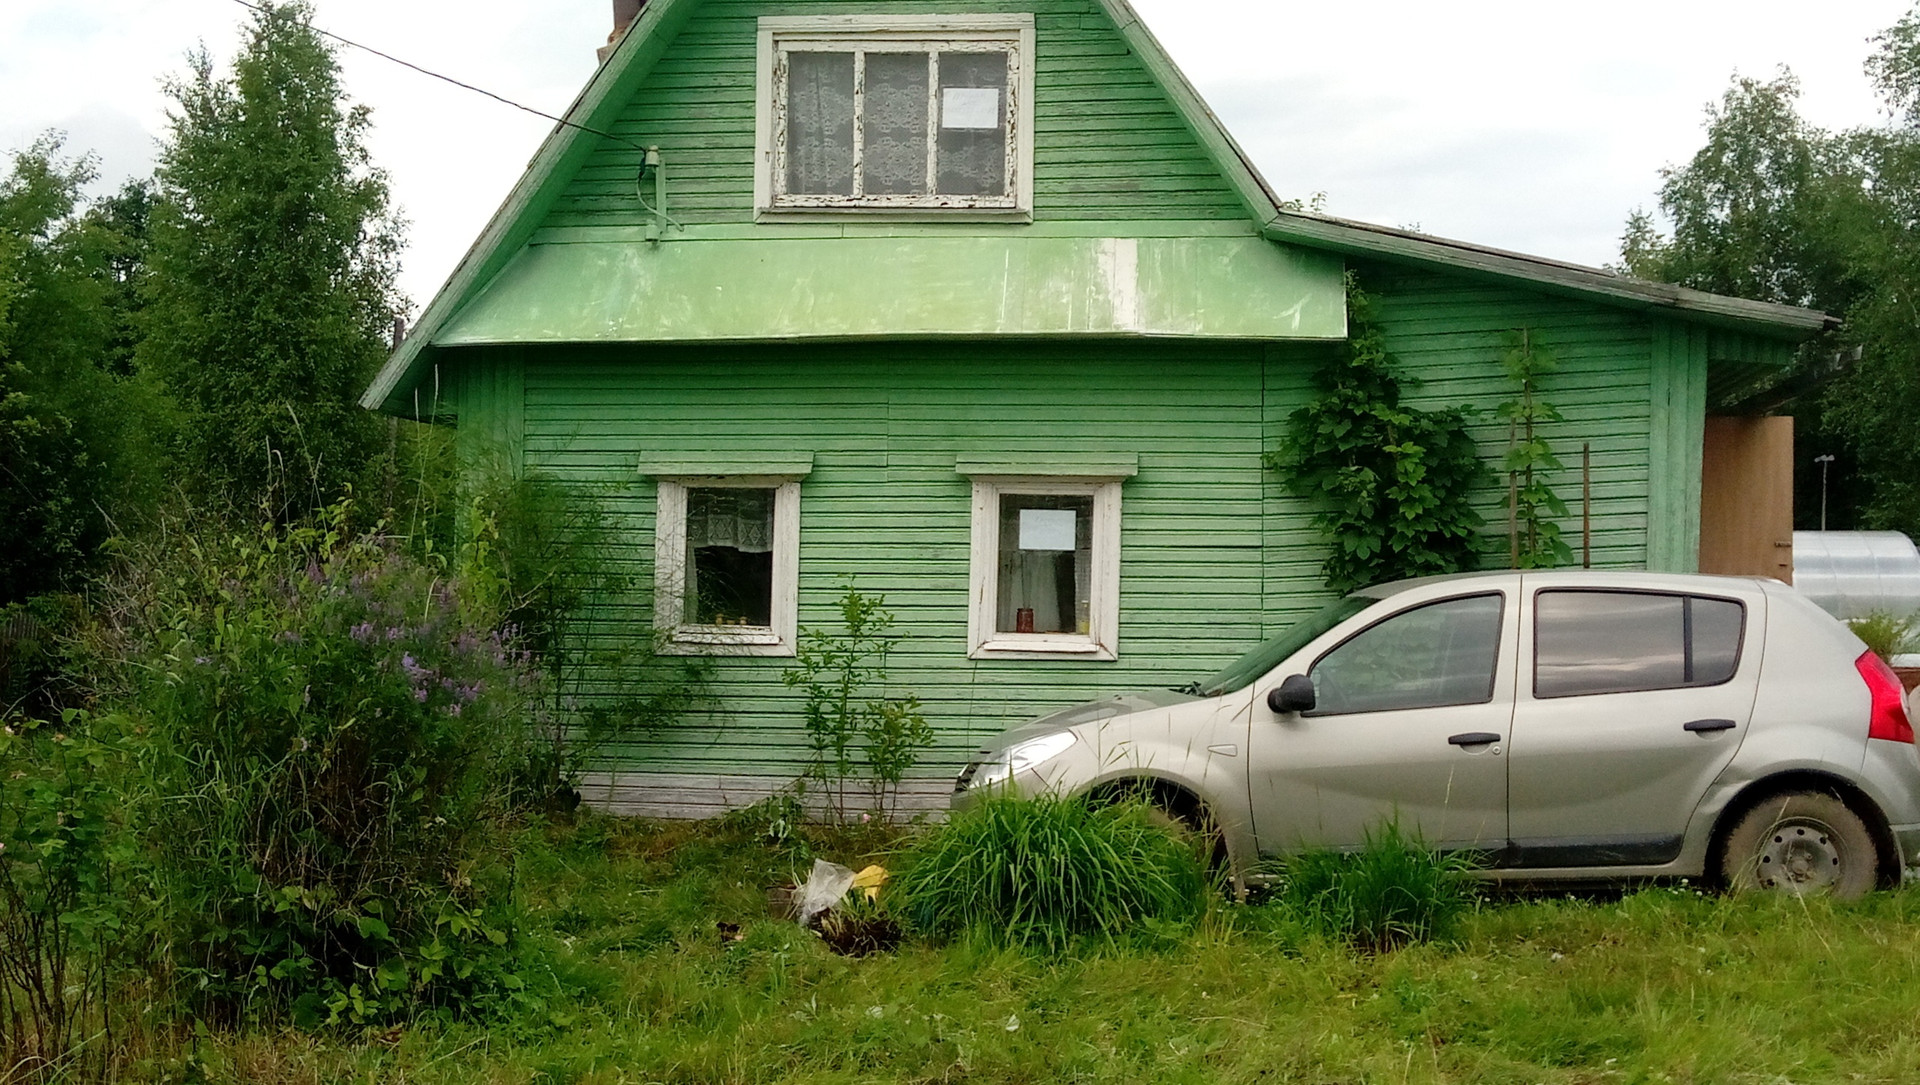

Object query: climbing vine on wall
[1498,330,1574,569]
[1270,278,1487,593]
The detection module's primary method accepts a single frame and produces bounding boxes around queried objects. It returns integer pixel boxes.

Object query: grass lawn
[171,814,1920,1085]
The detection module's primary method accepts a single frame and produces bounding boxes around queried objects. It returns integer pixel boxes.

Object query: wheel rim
[1753,817,1847,893]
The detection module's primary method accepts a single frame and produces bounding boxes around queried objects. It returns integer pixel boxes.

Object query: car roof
[1357,569,1779,601]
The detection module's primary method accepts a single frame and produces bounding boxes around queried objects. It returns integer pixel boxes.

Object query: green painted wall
[1352,261,1683,574]
[542,0,1249,233]
[440,261,1695,780]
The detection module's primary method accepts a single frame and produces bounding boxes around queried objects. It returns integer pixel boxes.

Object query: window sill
[970,635,1116,662]
[659,626,795,658]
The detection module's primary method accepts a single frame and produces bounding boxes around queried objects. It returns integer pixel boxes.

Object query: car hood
[972,687,1201,755]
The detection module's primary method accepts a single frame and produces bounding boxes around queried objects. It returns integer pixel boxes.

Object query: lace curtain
[687,488,774,553]
[863,52,929,195]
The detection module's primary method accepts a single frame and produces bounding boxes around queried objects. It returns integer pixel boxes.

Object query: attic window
[755,15,1035,217]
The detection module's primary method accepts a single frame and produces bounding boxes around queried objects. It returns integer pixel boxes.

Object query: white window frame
[753,13,1037,220]
[968,476,1122,661]
[654,476,802,657]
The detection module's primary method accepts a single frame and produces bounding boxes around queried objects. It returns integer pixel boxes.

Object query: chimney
[599,0,643,63]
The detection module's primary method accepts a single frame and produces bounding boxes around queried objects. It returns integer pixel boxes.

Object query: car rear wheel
[1719,791,1880,900]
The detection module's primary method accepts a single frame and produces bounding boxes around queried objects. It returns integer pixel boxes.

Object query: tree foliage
[0,138,168,604]
[1622,6,1920,532]
[141,0,402,512]
[1272,280,1487,593]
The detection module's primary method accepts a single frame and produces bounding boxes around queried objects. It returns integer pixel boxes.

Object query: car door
[1504,583,1765,867]
[1245,587,1519,855]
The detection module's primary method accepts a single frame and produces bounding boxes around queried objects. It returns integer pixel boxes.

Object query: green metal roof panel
[434,235,1346,345]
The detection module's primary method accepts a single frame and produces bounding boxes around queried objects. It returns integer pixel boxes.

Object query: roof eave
[361,0,703,415]
[1260,211,1834,341]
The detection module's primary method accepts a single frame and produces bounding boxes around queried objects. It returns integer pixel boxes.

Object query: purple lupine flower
[350,622,375,642]
[414,687,429,703]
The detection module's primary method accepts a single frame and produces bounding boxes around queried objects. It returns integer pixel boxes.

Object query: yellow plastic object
[850,864,889,902]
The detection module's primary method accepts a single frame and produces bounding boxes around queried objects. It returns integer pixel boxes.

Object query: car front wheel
[1719,791,1880,900]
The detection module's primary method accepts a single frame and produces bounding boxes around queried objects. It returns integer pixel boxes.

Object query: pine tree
[141,0,402,512]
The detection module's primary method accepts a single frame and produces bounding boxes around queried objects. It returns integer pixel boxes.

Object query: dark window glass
[1533,591,1746,698]
[1690,597,1744,685]
[1197,595,1376,697]
[684,488,775,627]
[996,493,1092,635]
[935,51,1009,196]
[786,51,855,195]
[1307,594,1504,716]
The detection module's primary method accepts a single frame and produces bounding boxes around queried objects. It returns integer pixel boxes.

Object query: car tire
[1719,791,1880,900]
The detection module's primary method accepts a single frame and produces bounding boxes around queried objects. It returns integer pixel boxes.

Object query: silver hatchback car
[954,571,1920,897]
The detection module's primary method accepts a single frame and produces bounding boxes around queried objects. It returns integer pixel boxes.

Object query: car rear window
[1533,590,1745,698]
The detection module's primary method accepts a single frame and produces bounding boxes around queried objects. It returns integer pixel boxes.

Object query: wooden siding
[1352,262,1666,573]
[444,271,1684,792]
[542,0,1248,232]
[1649,320,1708,572]
[514,340,1268,782]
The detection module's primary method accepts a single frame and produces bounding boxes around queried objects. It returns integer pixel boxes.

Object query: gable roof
[362,0,1832,415]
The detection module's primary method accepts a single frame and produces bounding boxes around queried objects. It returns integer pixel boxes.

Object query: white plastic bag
[796,859,857,926]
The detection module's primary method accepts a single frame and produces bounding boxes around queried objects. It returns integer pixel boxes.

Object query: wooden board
[1699,415,1795,583]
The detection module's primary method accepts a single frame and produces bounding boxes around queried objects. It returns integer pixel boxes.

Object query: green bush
[1273,818,1477,952]
[0,710,140,1081]
[891,794,1205,952]
[107,499,540,1025]
[782,582,933,821]
[456,466,714,808]
[1848,610,1917,663]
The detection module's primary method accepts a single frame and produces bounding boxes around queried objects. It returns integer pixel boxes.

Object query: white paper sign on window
[1018,509,1077,551]
[941,87,1001,130]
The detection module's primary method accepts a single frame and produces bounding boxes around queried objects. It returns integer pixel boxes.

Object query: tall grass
[1274,818,1477,951]
[1849,610,1918,663]
[890,793,1206,952]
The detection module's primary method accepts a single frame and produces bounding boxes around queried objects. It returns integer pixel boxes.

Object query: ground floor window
[654,477,801,655]
[967,477,1121,659]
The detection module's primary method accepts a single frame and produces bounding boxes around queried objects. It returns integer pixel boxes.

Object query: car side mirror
[1267,673,1316,715]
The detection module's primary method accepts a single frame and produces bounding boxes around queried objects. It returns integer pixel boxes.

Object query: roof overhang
[435,233,1345,346]
[1258,212,1835,343]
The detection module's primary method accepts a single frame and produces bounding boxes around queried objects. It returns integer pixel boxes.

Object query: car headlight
[968,731,1077,791]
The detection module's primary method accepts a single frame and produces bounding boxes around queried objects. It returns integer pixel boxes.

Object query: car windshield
[1196,595,1377,696]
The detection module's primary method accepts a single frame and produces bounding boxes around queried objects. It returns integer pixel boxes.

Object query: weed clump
[891,793,1205,952]
[1848,609,1918,663]
[103,499,542,1025]
[1274,818,1477,952]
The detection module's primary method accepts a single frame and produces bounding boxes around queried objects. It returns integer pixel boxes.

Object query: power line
[222,0,648,153]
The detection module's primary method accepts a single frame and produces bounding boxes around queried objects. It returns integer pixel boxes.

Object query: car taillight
[1856,650,1914,744]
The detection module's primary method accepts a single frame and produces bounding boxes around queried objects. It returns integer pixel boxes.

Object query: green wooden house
[362,0,1827,816]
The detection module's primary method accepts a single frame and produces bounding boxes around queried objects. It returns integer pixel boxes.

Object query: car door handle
[1683,718,1738,733]
[1448,732,1502,747]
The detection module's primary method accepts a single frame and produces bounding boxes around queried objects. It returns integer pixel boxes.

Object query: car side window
[1306,594,1504,716]
[1533,590,1745,698]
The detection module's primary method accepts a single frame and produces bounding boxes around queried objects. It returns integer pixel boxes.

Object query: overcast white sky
[2,0,1911,311]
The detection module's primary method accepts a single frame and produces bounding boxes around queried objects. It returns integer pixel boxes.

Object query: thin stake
[1508,414,1519,569]
[1582,442,1592,568]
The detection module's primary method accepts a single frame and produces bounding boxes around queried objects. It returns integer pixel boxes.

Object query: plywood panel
[1699,415,1794,583]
